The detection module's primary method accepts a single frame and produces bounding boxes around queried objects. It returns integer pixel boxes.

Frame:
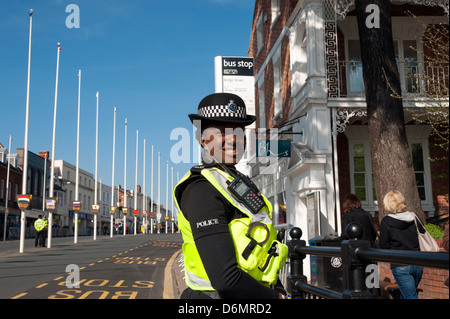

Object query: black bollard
[341,222,374,299]
[287,227,307,299]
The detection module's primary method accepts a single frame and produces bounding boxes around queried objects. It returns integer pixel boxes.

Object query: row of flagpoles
[15,10,177,253]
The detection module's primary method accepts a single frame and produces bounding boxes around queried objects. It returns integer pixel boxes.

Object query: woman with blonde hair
[378,190,424,299]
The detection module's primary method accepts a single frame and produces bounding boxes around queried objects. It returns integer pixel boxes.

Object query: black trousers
[35,231,45,247]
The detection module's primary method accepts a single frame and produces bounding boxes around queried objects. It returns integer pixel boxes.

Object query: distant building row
[0,145,167,239]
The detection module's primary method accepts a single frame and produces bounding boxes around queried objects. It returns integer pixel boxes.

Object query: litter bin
[309,234,343,292]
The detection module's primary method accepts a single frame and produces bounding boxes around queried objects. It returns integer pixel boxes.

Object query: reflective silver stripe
[207,169,272,225]
[186,270,214,289]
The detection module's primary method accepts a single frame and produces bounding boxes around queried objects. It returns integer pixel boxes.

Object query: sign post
[109,206,116,236]
[215,56,255,175]
[92,204,99,240]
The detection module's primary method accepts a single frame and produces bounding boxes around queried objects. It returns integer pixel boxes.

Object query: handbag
[414,215,440,252]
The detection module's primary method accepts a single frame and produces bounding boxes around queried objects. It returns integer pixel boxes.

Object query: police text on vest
[196,218,219,229]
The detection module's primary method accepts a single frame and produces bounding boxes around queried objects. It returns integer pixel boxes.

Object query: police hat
[188,93,256,126]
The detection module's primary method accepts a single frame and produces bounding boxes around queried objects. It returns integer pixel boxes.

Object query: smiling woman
[200,124,246,165]
[173,93,287,299]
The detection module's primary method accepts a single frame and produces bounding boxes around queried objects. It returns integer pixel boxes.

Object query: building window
[273,47,282,119]
[289,22,307,97]
[271,0,280,25]
[395,40,419,94]
[411,143,426,200]
[352,143,367,201]
[347,40,365,94]
[345,39,421,95]
[256,14,263,54]
[0,179,4,199]
[350,140,430,205]
[258,75,266,129]
[34,169,39,195]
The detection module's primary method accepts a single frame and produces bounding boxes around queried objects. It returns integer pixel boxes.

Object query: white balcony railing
[332,60,449,98]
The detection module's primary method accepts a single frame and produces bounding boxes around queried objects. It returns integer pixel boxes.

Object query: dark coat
[378,212,421,251]
[340,207,377,247]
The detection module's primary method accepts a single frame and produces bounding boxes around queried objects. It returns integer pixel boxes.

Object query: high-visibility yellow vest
[174,165,288,291]
[34,218,45,232]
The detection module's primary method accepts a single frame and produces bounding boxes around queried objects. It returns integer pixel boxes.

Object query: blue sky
[0,0,255,204]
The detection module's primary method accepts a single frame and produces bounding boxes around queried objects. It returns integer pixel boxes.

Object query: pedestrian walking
[378,190,423,299]
[339,194,377,247]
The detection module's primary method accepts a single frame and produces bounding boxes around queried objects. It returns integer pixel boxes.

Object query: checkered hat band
[199,104,246,118]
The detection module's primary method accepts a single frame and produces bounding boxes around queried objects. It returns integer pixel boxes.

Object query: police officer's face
[201,123,246,165]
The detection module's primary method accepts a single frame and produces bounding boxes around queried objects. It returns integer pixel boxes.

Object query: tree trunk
[355,0,425,221]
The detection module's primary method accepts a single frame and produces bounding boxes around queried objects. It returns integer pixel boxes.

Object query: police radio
[217,162,266,214]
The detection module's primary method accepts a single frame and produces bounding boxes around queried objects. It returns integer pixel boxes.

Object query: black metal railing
[287,223,449,299]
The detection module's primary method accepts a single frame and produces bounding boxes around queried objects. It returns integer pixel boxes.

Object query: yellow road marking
[163,248,181,299]
[36,283,48,288]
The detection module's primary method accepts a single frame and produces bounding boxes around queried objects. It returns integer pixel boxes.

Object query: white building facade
[248,0,448,252]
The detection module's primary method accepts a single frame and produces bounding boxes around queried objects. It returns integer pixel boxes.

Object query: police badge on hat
[188,93,256,126]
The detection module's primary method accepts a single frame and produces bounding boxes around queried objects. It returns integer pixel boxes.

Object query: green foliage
[425,223,444,240]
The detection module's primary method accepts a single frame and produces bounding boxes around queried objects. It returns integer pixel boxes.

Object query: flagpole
[171,166,174,233]
[134,130,138,235]
[150,145,154,234]
[176,172,179,232]
[47,42,61,248]
[93,91,99,240]
[74,69,81,244]
[123,118,127,236]
[157,152,160,233]
[165,161,168,234]
[143,138,146,234]
[3,136,12,242]
[42,156,47,212]
[20,9,33,253]
[111,107,116,238]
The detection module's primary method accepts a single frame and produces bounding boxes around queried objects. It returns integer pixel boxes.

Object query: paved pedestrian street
[0,234,183,299]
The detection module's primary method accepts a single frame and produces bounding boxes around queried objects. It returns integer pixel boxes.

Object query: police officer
[34,215,45,247]
[41,216,48,247]
[174,93,287,299]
